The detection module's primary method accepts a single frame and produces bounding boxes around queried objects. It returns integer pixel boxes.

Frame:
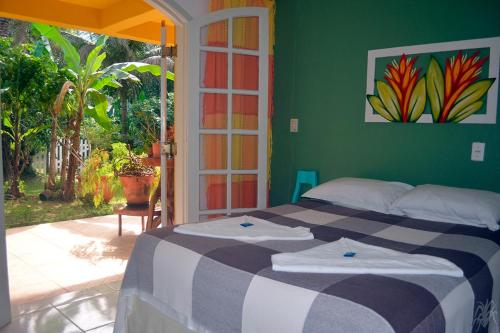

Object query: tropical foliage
[82,118,121,151]
[128,92,174,153]
[367,50,495,123]
[1,17,172,217]
[79,148,112,207]
[0,37,64,197]
[103,38,151,140]
[33,23,161,201]
[79,143,128,207]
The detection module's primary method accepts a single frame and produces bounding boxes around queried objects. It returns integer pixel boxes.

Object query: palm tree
[141,46,175,78]
[34,23,161,201]
[103,40,175,142]
[104,38,148,140]
[46,81,73,191]
[103,39,175,141]
[0,18,9,37]
[0,18,30,45]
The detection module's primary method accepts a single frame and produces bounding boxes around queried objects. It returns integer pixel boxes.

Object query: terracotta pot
[152,141,161,158]
[100,175,114,204]
[119,175,154,206]
[167,126,174,139]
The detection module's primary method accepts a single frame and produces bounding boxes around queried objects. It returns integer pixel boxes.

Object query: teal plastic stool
[291,170,318,203]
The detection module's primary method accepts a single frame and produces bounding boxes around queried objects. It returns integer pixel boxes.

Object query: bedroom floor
[6,214,141,304]
[0,281,120,332]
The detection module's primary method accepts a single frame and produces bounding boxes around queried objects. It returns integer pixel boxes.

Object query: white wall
[0,128,11,328]
[171,0,209,20]
[147,0,209,23]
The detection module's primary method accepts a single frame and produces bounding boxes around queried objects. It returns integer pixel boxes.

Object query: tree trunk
[9,142,21,197]
[9,106,22,198]
[120,86,128,141]
[9,162,20,198]
[39,189,61,201]
[60,136,69,185]
[63,109,83,201]
[2,137,13,181]
[47,112,58,190]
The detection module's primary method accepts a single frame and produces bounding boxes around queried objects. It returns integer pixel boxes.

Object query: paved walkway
[6,214,142,305]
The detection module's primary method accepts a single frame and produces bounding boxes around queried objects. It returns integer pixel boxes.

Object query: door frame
[0,114,11,328]
[147,1,270,224]
[146,0,197,225]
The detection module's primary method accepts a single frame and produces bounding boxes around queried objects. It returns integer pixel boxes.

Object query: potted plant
[98,163,115,204]
[136,109,161,158]
[80,149,115,207]
[114,148,155,206]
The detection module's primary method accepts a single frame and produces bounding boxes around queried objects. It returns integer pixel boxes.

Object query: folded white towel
[174,215,314,242]
[272,237,464,277]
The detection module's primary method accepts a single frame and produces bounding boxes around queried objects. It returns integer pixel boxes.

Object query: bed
[114,199,500,333]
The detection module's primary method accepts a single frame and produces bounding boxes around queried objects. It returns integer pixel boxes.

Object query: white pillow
[390,184,500,231]
[302,177,414,214]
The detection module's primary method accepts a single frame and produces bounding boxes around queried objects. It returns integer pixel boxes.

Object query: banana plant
[33,23,161,200]
[427,51,494,123]
[367,54,426,123]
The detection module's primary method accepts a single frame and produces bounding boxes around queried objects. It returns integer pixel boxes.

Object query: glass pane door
[190,8,269,222]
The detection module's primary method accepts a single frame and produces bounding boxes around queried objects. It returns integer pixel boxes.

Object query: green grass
[4,177,125,229]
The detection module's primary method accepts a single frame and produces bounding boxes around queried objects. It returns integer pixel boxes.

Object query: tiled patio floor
[6,214,142,305]
[1,281,121,332]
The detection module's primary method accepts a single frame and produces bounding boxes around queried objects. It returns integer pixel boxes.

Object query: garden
[0,18,174,229]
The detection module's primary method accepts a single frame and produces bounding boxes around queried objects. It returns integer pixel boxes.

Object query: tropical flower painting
[365,37,500,124]
[427,51,493,123]
[367,54,426,122]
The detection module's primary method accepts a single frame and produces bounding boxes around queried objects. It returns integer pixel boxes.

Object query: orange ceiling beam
[101,0,157,32]
[0,0,175,45]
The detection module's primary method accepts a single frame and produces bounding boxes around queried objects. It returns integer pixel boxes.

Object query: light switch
[290,118,299,133]
[471,142,485,162]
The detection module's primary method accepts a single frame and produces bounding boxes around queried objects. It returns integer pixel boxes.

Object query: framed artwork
[365,37,500,123]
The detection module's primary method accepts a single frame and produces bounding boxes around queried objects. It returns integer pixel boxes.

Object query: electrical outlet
[290,118,299,133]
[471,142,485,162]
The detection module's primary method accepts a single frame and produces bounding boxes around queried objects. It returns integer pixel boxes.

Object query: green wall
[270,0,500,206]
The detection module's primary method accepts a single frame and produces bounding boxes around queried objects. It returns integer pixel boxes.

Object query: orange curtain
[202,0,275,213]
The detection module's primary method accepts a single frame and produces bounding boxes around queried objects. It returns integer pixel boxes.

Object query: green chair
[291,170,318,203]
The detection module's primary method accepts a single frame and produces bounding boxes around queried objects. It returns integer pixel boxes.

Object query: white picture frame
[365,37,500,124]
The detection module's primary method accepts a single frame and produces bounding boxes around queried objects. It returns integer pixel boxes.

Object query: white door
[187,7,269,222]
[0,125,11,327]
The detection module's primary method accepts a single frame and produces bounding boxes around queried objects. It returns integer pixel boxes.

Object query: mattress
[114,199,500,333]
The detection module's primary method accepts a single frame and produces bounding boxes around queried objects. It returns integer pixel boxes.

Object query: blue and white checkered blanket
[114,199,500,333]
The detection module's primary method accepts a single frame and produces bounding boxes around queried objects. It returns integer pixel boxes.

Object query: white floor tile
[10,298,53,318]
[0,307,82,333]
[55,293,118,331]
[48,284,113,307]
[105,280,122,292]
[86,323,114,332]
[7,214,135,304]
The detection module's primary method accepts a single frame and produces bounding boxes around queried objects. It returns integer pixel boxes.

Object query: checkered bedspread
[114,199,500,333]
